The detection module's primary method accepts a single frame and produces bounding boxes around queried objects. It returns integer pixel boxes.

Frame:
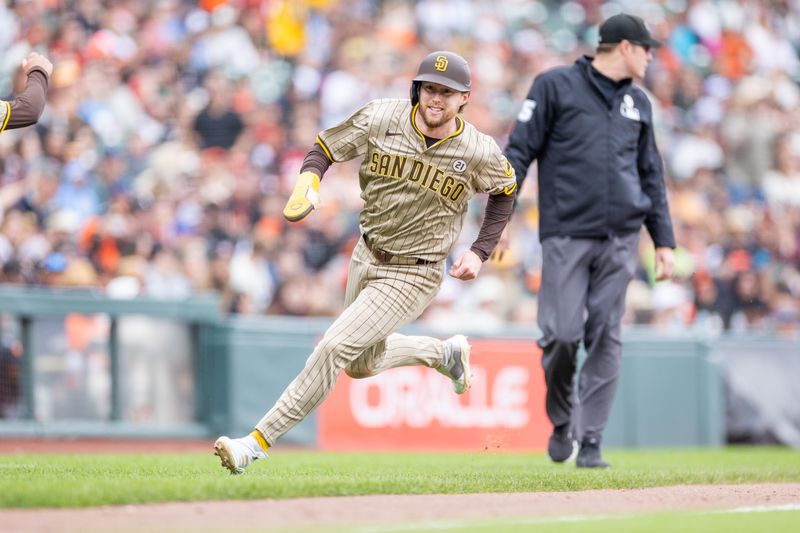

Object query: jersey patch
[620,94,641,121]
[517,99,536,122]
[452,159,466,173]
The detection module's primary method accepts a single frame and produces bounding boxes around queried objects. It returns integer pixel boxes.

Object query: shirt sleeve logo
[452,159,467,173]
[620,94,641,121]
[517,99,536,122]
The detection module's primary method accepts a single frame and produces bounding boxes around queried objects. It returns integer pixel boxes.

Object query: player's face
[418,82,470,129]
[622,40,652,79]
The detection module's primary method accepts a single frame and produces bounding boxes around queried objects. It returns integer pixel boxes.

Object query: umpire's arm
[504,75,554,191]
[637,106,675,250]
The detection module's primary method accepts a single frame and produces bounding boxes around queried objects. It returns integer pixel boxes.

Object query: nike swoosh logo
[385,130,402,136]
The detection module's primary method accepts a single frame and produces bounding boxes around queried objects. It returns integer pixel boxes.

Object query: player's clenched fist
[449,250,483,281]
[283,171,320,222]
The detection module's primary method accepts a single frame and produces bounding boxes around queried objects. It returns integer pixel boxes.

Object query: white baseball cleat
[438,335,472,395]
[214,435,268,475]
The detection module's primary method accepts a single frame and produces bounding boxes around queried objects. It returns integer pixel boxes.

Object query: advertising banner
[318,339,548,451]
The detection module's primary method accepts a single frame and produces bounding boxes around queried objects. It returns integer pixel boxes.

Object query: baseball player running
[215,51,517,474]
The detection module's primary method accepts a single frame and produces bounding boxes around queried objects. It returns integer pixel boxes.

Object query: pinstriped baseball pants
[256,237,446,445]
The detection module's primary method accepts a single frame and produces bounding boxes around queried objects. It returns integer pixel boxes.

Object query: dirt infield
[3,483,800,533]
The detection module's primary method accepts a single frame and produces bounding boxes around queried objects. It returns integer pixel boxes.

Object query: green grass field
[1,446,799,508]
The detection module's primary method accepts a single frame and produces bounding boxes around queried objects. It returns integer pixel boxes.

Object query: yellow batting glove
[283,171,321,222]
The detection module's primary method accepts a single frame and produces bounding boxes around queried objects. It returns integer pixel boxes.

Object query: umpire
[505,14,676,468]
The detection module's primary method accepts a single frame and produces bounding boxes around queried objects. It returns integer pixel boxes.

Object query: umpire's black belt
[362,234,436,266]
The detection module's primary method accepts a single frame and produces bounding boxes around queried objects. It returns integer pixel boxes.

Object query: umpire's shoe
[438,335,472,394]
[576,436,610,469]
[214,435,268,474]
[547,424,577,463]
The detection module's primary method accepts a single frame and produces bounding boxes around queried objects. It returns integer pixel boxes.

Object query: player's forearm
[300,142,333,179]
[7,70,48,129]
[469,192,516,261]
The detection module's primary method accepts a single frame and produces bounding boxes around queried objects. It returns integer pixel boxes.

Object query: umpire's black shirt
[505,55,675,248]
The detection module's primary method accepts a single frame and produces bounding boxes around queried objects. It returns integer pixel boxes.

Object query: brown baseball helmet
[410,51,471,105]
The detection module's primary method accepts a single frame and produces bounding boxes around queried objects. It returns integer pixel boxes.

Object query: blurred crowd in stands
[1,0,799,337]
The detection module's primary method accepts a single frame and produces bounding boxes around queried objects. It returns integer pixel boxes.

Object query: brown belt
[363,234,435,266]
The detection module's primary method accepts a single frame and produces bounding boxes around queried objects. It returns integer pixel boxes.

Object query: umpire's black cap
[413,51,471,92]
[599,14,661,48]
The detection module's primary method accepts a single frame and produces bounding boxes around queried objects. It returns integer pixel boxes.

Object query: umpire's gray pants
[537,233,640,442]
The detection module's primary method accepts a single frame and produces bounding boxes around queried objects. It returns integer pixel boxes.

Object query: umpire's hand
[655,246,675,281]
[449,250,482,281]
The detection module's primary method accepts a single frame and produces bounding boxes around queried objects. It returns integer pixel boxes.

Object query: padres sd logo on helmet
[434,55,448,72]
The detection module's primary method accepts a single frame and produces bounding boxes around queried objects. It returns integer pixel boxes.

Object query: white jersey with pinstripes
[317,99,516,262]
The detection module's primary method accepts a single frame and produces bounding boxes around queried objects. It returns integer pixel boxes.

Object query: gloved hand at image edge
[283,171,321,222]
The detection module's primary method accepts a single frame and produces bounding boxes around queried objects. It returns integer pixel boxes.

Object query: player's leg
[538,236,593,462]
[215,241,452,473]
[342,263,444,377]
[252,241,443,439]
[345,334,435,377]
[576,232,639,468]
[342,258,470,393]
[215,240,374,474]
[341,240,444,378]
[345,332,471,394]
